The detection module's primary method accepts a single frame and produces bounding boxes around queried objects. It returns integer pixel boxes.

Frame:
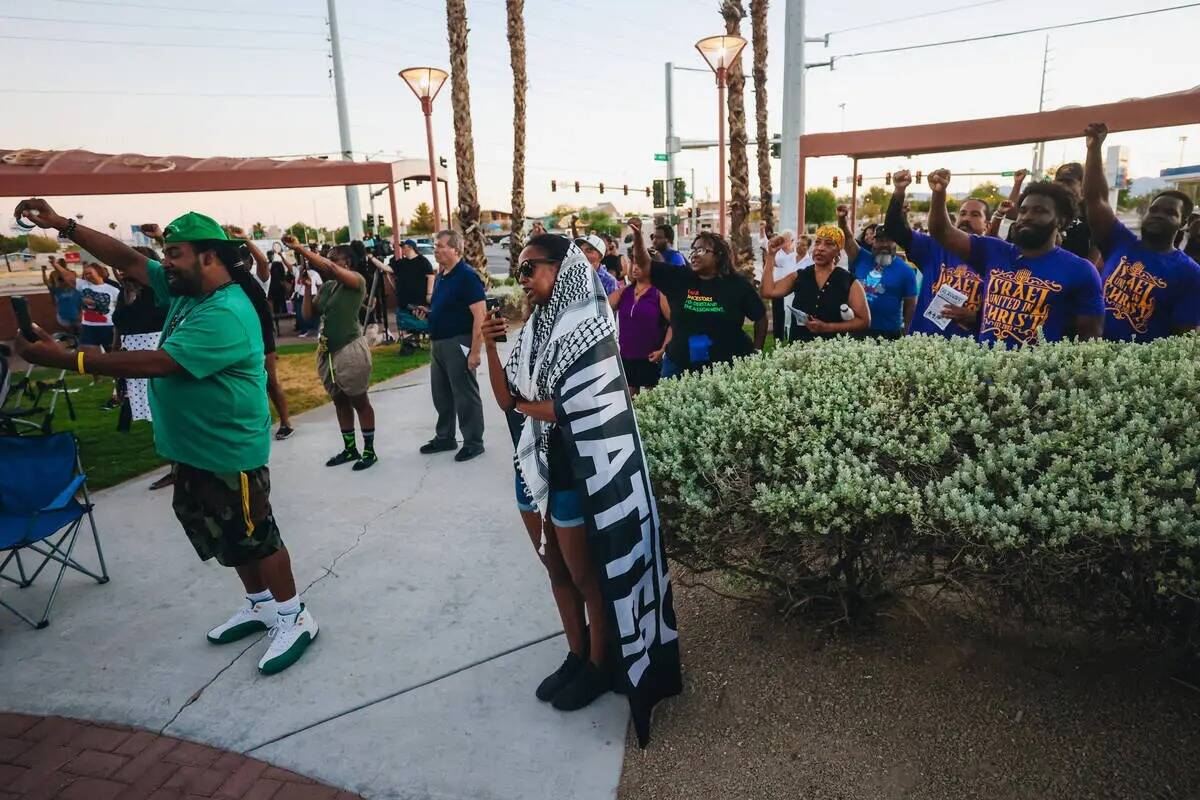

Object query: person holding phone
[13,198,319,676]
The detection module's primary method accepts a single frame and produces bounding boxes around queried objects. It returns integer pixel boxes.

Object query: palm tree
[446,0,488,282]
[750,0,774,237]
[720,0,753,276]
[506,0,527,276]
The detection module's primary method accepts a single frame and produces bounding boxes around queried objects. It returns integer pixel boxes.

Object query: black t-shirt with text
[650,263,764,371]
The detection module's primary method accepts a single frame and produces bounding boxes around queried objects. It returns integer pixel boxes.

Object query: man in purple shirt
[885,169,987,338]
[927,168,1103,348]
[1083,122,1200,342]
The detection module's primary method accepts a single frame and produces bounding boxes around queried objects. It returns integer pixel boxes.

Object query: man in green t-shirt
[282,235,378,471]
[12,198,318,676]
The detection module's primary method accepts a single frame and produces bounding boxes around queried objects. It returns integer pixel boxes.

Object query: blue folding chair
[0,433,108,629]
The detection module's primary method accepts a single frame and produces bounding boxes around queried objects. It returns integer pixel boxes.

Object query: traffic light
[439,157,448,168]
[856,174,863,187]
[551,180,557,192]
[574,181,580,193]
[770,134,781,159]
[885,172,892,185]
[623,184,628,196]
[673,178,687,205]
[644,186,651,197]
[403,180,410,191]
[832,176,838,188]
[915,170,923,184]
[377,214,385,229]
[599,182,605,194]
[652,179,665,209]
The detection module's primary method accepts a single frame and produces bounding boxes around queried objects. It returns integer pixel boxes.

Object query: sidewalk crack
[159,634,266,736]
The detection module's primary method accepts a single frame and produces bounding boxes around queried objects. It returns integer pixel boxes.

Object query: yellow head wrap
[814,225,845,249]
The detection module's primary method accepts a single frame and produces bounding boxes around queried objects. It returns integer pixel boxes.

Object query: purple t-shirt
[1099,221,1200,342]
[905,231,983,338]
[968,236,1104,348]
[616,285,668,360]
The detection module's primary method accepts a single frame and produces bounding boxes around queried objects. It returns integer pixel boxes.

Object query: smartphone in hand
[10,295,38,342]
[485,297,507,342]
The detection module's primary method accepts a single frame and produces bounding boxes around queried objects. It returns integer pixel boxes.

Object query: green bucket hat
[163,212,228,243]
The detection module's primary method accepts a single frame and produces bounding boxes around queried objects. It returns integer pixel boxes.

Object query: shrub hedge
[635,335,1200,643]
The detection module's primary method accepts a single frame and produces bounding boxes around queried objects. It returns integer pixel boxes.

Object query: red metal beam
[799,88,1200,160]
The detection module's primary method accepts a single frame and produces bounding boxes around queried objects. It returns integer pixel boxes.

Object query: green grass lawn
[7,342,429,490]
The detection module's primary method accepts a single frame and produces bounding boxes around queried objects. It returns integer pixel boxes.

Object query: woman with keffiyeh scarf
[481,235,619,712]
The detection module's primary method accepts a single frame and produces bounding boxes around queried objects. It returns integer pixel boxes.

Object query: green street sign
[1001,171,1015,177]
[654,153,669,162]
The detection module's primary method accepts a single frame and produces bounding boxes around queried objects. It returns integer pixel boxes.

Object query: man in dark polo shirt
[419,229,487,462]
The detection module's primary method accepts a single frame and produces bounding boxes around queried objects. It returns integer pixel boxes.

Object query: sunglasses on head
[517,257,559,279]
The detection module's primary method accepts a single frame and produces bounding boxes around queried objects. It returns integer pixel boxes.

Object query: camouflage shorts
[172,463,284,568]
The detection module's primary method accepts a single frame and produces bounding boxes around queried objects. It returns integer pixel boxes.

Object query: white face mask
[874,253,894,268]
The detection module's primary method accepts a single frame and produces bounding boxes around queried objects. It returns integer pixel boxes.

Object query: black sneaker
[352,451,378,471]
[551,661,611,711]
[535,652,585,702]
[274,425,295,441]
[419,438,457,455]
[326,448,360,467]
[454,444,485,462]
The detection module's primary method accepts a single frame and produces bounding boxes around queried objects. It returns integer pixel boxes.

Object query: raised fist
[626,217,642,234]
[281,234,300,249]
[892,170,912,192]
[1085,122,1108,149]
[997,200,1014,216]
[1012,168,1029,184]
[927,169,951,193]
[836,204,850,221]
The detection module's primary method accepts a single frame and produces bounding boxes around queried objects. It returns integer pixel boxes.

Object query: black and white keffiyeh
[504,243,616,517]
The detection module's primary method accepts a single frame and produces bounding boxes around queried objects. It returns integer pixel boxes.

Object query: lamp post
[695,34,746,238]
[399,66,449,232]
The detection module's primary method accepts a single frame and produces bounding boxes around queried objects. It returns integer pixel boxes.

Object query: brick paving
[0,713,362,800]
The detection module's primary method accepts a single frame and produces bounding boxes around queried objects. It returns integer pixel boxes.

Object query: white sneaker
[207,598,277,644]
[258,604,319,675]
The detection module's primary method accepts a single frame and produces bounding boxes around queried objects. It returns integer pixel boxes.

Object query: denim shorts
[514,471,584,528]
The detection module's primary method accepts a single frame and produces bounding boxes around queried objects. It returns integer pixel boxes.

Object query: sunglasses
[517,257,559,279]
[690,247,711,256]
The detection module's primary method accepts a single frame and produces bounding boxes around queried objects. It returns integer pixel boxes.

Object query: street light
[399,66,449,232]
[695,34,746,238]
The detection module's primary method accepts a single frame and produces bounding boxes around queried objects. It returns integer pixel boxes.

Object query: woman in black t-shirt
[641,223,765,373]
[761,226,870,342]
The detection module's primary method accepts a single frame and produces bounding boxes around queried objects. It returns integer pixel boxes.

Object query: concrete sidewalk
[0,354,629,800]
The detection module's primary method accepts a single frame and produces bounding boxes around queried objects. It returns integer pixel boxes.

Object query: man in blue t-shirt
[926,168,1103,348]
[1083,122,1200,342]
[420,229,487,462]
[885,169,988,338]
[652,224,688,267]
[838,206,916,338]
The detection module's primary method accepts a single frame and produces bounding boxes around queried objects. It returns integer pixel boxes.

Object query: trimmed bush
[636,335,1200,642]
[487,284,527,321]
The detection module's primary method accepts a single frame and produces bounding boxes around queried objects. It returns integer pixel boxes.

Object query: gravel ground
[619,570,1200,800]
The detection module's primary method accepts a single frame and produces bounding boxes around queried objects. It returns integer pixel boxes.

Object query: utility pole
[327,0,363,240]
[665,62,676,223]
[779,0,806,233]
[1033,35,1050,179]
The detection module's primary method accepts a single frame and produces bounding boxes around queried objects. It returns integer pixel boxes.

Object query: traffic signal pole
[665,62,677,231]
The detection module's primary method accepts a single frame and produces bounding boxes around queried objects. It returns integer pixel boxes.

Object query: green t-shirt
[146,260,271,473]
[314,274,366,353]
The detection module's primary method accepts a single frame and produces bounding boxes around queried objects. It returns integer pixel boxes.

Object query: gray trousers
[430,334,484,448]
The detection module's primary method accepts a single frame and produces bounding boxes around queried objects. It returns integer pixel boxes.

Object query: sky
[2,0,1199,235]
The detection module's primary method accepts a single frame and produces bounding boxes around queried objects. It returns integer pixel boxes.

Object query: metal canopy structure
[795,86,1200,230]
[0,149,452,251]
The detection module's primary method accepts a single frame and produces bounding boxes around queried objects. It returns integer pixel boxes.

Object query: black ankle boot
[551,661,611,711]
[535,651,585,702]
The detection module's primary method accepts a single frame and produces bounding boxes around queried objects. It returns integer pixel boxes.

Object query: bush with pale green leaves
[636,335,1200,641]
[487,284,526,321]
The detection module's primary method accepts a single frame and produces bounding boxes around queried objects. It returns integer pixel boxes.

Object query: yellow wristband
[77,350,86,375]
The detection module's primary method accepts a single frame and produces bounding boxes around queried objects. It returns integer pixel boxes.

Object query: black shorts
[622,357,661,389]
[172,463,283,568]
[262,322,277,355]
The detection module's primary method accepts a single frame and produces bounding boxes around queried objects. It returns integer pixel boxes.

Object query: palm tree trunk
[506,0,527,277]
[721,0,754,277]
[750,0,774,237]
[446,0,489,283]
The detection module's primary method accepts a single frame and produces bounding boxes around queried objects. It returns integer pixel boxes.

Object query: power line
[826,0,1010,36]
[45,0,326,19]
[0,33,315,52]
[0,88,327,99]
[831,3,1200,61]
[0,14,324,36]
